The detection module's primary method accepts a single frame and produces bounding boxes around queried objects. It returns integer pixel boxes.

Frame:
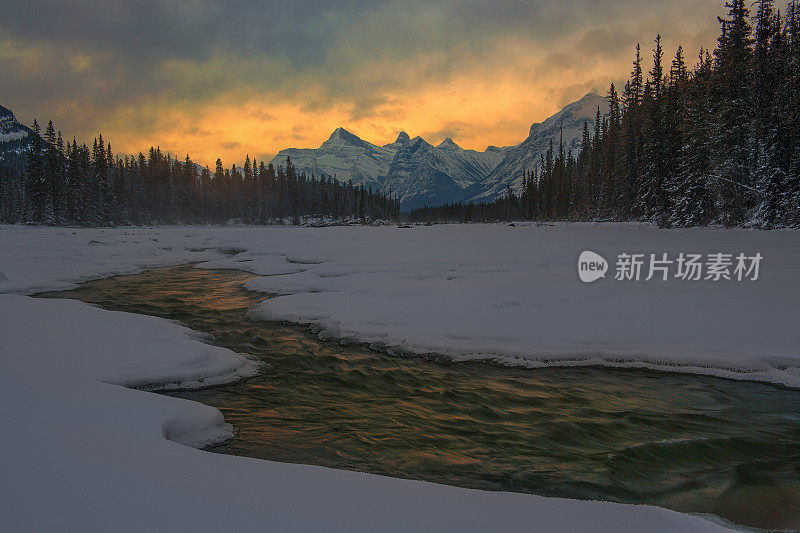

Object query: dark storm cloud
[1,0,342,64]
[1,0,719,94]
[1,0,344,118]
[0,0,724,158]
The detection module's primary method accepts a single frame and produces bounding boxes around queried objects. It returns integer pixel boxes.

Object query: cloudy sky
[1,0,726,166]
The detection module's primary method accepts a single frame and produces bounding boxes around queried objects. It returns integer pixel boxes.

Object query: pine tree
[42,120,60,225]
[671,51,716,226]
[24,120,44,224]
[601,84,621,217]
[620,44,646,220]
[712,0,754,226]
[784,0,800,225]
[628,43,644,108]
[640,35,672,226]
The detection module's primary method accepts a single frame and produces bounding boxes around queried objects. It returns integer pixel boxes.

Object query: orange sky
[1,0,726,167]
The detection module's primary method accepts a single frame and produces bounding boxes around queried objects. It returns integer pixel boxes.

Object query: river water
[41,265,800,531]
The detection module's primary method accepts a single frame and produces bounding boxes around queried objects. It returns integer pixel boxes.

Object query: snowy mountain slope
[432,137,505,188]
[0,104,33,171]
[478,145,511,170]
[381,137,469,209]
[464,92,610,203]
[381,137,510,209]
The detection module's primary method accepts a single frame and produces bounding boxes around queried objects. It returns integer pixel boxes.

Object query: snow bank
[2,223,799,389]
[236,224,800,388]
[0,294,731,531]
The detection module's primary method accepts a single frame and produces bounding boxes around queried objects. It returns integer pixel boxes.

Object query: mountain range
[270,91,609,209]
[1,92,609,210]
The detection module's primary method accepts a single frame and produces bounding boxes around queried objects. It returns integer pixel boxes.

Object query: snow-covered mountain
[0,105,33,171]
[270,92,607,209]
[269,128,509,209]
[463,92,609,203]
[382,136,507,209]
[270,127,396,191]
[381,137,471,209]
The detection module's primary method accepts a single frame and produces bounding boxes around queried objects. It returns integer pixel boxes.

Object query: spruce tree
[640,35,671,226]
[712,0,754,226]
[671,51,716,226]
[42,120,60,225]
[24,120,44,224]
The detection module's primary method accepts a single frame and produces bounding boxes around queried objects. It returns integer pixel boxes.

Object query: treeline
[3,0,797,229]
[407,191,522,223]
[0,122,399,226]
[412,0,800,228]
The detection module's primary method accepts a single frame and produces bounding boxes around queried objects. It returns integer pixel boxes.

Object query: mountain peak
[328,127,354,141]
[264,92,612,209]
[0,103,34,171]
[0,105,16,121]
[578,90,600,100]
[437,137,461,151]
[527,92,608,139]
[0,103,32,137]
[322,127,373,150]
[564,91,608,122]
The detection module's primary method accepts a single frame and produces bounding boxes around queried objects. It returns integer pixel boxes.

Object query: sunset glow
[2,0,725,166]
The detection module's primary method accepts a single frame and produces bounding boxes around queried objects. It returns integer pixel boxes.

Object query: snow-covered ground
[1,222,797,532]
[3,223,797,387]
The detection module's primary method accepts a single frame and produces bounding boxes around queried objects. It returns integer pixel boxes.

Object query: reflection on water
[42,266,800,531]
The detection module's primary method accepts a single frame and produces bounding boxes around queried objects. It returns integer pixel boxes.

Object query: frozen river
[44,265,800,531]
